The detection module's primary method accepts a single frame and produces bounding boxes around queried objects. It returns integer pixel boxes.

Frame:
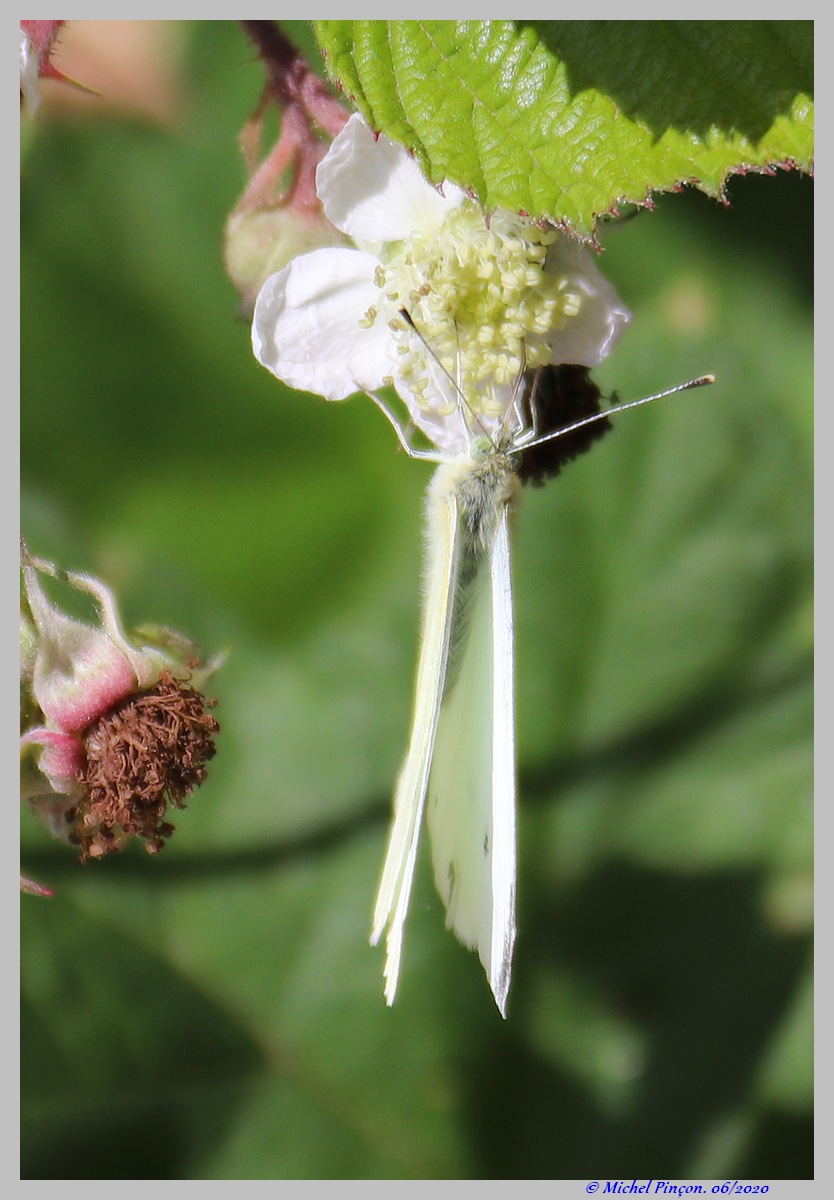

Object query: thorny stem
[240,21,347,137]
[235,21,348,215]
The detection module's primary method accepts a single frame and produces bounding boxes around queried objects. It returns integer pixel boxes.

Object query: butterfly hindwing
[426,489,517,1016]
[370,465,461,1005]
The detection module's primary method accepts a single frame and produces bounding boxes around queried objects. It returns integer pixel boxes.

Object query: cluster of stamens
[361,205,582,424]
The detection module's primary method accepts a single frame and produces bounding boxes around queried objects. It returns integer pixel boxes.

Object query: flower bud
[20,21,98,119]
[225,205,344,319]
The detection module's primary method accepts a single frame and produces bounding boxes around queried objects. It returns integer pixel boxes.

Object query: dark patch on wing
[518,364,613,488]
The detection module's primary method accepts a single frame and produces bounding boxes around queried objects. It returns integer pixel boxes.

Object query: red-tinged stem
[239,20,347,138]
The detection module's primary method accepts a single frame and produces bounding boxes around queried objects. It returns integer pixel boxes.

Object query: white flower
[252,113,631,453]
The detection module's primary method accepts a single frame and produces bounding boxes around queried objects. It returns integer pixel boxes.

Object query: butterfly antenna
[525,373,715,451]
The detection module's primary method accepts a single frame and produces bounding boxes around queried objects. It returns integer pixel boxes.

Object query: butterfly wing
[371,464,461,1005]
[426,501,517,1016]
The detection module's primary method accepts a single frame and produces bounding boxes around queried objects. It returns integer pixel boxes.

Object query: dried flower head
[20,542,221,869]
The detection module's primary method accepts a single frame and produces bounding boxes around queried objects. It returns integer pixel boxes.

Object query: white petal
[393,367,517,457]
[546,238,632,367]
[393,366,470,455]
[252,247,396,399]
[317,113,465,247]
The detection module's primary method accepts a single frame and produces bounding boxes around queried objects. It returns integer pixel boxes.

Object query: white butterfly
[369,356,713,1016]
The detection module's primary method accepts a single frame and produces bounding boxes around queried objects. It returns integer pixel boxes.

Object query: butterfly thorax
[423,444,519,702]
[428,440,521,570]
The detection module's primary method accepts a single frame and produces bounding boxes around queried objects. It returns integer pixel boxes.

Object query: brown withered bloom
[70,670,220,861]
[20,543,222,872]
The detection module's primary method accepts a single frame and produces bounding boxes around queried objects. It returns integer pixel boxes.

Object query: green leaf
[315,20,813,235]
[754,959,813,1112]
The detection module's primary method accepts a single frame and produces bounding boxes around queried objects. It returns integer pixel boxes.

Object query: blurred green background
[20,21,812,1181]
